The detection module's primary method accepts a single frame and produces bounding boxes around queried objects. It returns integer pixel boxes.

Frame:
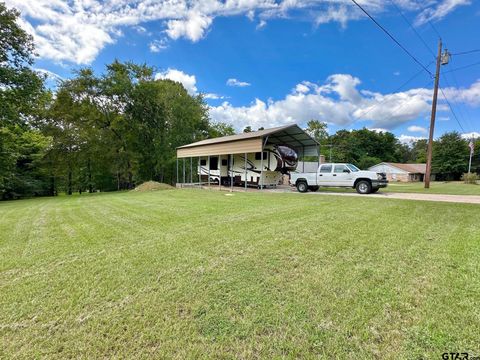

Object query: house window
[200,159,207,166]
[210,157,218,170]
[255,152,267,160]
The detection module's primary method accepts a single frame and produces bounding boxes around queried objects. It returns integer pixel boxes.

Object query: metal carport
[176,124,319,190]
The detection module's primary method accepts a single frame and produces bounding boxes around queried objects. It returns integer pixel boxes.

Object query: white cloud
[398,134,426,144]
[155,68,197,95]
[443,79,480,106]
[210,74,480,132]
[461,132,480,140]
[165,12,212,42]
[416,0,471,25]
[149,39,168,53]
[35,68,63,81]
[315,5,352,28]
[6,0,470,64]
[204,93,225,100]
[369,128,389,133]
[407,125,428,134]
[294,83,310,94]
[256,20,267,29]
[134,25,147,34]
[226,78,251,87]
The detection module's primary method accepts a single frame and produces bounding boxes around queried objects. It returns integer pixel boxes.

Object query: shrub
[461,173,479,184]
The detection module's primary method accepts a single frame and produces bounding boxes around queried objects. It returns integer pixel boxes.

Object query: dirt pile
[132,181,174,192]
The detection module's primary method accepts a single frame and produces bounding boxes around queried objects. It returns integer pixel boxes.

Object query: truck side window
[334,165,346,173]
[320,165,332,173]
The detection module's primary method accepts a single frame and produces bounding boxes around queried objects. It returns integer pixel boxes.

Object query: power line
[451,49,480,56]
[444,61,474,132]
[361,78,433,129]
[443,60,480,74]
[389,0,436,59]
[356,62,434,119]
[349,0,433,76]
[439,87,466,133]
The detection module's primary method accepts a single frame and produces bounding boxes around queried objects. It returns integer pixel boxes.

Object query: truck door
[332,164,353,186]
[317,164,333,185]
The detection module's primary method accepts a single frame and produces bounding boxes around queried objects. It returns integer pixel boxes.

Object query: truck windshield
[346,164,360,172]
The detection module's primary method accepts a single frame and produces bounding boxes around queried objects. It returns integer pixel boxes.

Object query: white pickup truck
[290,163,388,194]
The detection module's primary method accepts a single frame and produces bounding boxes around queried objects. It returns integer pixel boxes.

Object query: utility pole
[425,39,449,188]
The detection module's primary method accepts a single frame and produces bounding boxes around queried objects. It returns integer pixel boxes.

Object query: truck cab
[290,163,388,194]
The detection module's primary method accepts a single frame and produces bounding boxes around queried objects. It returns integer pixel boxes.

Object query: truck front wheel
[296,181,308,193]
[355,180,372,194]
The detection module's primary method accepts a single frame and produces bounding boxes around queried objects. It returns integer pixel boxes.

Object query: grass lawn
[1,190,479,358]
[317,181,480,196]
[381,181,480,195]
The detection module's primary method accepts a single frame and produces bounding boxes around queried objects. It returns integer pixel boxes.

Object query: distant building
[368,162,430,182]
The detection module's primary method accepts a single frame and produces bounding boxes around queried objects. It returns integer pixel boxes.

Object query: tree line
[0,2,238,199]
[1,2,478,200]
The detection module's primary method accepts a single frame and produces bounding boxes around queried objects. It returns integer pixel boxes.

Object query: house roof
[382,162,427,174]
[176,124,319,158]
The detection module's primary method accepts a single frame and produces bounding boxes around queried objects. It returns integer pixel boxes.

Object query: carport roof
[177,124,319,149]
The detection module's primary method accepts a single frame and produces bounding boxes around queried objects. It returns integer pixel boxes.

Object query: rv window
[255,152,267,160]
[221,159,228,166]
[320,164,332,173]
[210,157,218,170]
[200,159,207,166]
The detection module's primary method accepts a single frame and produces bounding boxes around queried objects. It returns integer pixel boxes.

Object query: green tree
[243,126,252,133]
[431,132,469,180]
[0,2,45,127]
[0,2,49,198]
[411,139,427,163]
[208,122,235,138]
[328,128,398,168]
[305,120,328,144]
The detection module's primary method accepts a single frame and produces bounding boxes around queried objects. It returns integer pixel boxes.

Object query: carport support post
[176,158,178,186]
[197,157,200,185]
[208,156,210,187]
[317,145,320,167]
[260,150,264,190]
[218,155,221,190]
[230,154,233,192]
[190,157,193,184]
[302,146,305,172]
[182,158,185,187]
[244,152,247,191]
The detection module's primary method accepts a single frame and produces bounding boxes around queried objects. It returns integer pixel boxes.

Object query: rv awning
[176,124,319,158]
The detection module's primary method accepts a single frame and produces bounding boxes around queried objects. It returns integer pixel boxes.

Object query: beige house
[368,162,427,182]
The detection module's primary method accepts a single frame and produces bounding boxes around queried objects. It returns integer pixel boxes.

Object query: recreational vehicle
[198,145,298,188]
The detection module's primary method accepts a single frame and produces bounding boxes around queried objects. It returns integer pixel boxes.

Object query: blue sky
[8,0,480,142]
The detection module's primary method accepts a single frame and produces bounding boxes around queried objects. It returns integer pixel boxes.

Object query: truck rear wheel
[296,181,308,193]
[356,180,372,194]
